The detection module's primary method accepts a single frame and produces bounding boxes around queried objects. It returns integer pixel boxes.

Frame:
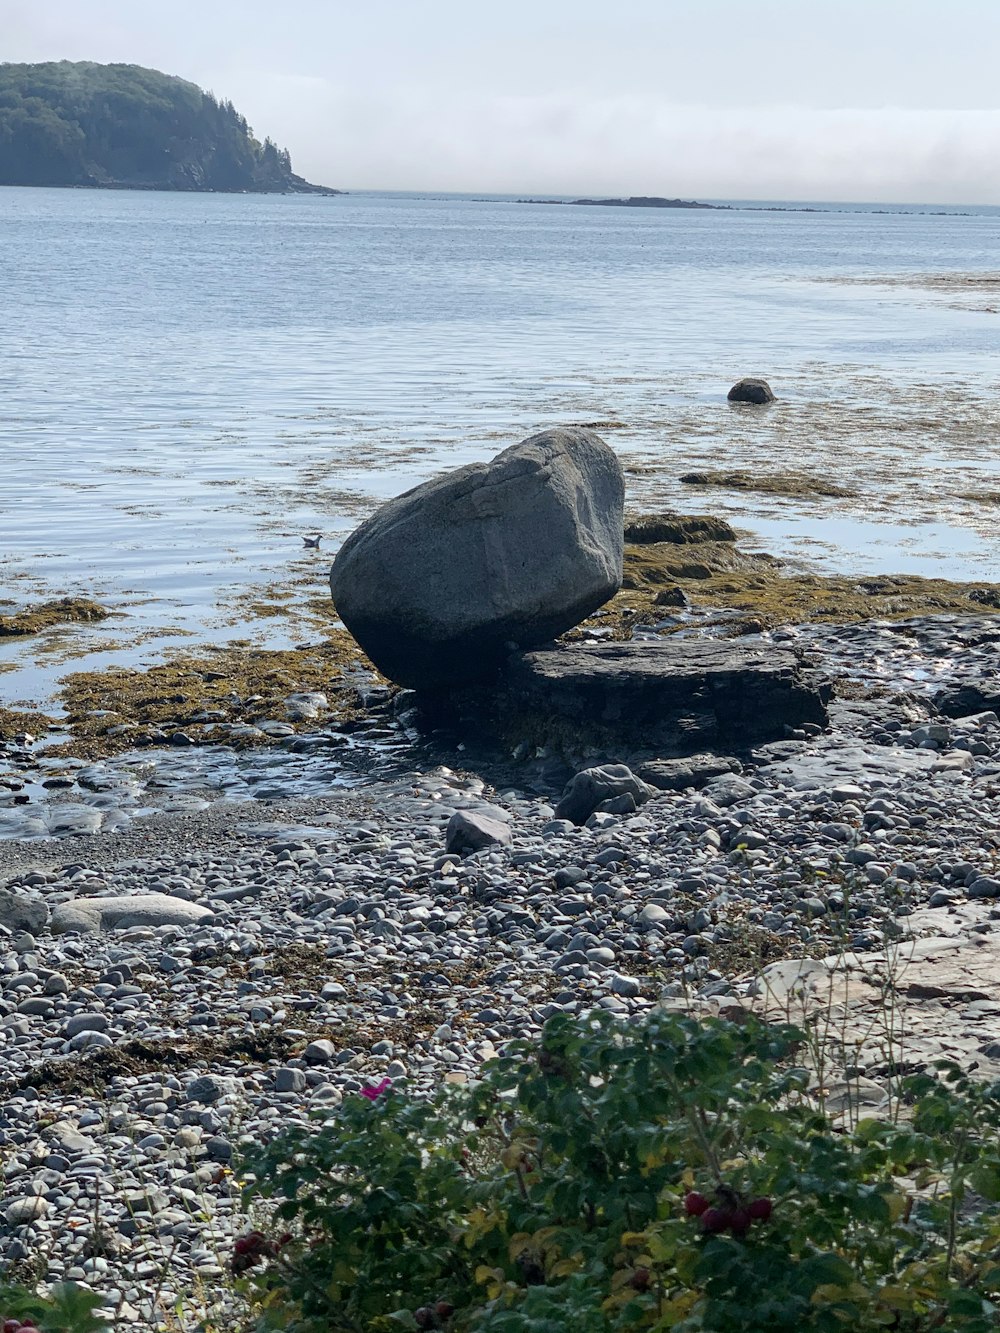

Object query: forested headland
[0,61,335,193]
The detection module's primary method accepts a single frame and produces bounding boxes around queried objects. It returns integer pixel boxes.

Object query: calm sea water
[2,187,1000,704]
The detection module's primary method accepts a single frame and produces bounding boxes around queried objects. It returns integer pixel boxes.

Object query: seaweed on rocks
[0,597,109,637]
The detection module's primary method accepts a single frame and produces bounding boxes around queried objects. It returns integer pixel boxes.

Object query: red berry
[414,1309,437,1330]
[684,1190,710,1217]
[629,1266,651,1291]
[729,1207,752,1237]
[435,1300,455,1319]
[747,1197,773,1222]
[3,1321,21,1333]
[701,1207,731,1234]
[234,1238,251,1255]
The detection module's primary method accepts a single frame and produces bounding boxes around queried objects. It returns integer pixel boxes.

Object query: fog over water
[6,0,1000,202]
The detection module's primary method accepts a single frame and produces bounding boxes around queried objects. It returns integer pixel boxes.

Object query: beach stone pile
[1,632,1000,1321]
[1,614,1000,1322]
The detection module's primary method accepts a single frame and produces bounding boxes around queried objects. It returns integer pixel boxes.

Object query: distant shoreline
[513,194,971,217]
[520,194,726,210]
[0,180,343,196]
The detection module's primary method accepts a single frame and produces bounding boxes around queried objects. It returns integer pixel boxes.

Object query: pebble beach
[1,612,1000,1323]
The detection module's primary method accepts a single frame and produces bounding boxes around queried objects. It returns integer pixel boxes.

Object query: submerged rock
[329,428,625,690]
[727,377,775,404]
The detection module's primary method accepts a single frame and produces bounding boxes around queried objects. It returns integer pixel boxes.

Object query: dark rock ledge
[423,638,830,760]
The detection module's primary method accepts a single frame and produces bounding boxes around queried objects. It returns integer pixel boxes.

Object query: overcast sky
[6,0,1000,202]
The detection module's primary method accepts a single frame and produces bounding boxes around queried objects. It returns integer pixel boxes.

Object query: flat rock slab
[755,740,937,789]
[639,753,742,791]
[50,893,215,935]
[739,903,1000,1109]
[497,639,829,751]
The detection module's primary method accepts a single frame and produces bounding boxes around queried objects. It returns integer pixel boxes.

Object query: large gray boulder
[329,428,625,690]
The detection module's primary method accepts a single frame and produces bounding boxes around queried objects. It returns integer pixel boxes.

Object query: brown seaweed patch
[621,541,774,589]
[0,598,110,638]
[577,540,1000,637]
[46,631,382,760]
[680,469,856,499]
[0,705,56,743]
[625,512,737,544]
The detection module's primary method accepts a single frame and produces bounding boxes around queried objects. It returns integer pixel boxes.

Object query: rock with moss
[330,428,625,691]
[624,512,736,544]
[680,469,854,499]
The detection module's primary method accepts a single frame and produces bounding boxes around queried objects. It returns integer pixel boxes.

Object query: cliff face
[0,61,334,193]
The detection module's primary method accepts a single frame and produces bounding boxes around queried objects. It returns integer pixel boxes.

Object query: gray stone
[64,1012,109,1038]
[445,808,513,856]
[50,894,214,935]
[0,889,49,935]
[5,1196,49,1225]
[611,974,642,997]
[329,428,625,689]
[555,764,654,826]
[275,1067,306,1093]
[303,1039,337,1063]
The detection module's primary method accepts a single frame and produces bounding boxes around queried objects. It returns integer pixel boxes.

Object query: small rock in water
[727,377,775,404]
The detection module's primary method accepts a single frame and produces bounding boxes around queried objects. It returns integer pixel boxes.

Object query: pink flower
[360,1078,392,1101]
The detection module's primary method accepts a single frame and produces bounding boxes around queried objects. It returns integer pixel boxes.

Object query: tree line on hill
[0,61,332,193]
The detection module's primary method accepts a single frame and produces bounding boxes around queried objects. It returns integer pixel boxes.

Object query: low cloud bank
[243,80,1000,204]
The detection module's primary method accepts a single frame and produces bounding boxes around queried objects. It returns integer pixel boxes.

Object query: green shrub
[240,1012,1000,1332]
[0,1283,108,1332]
